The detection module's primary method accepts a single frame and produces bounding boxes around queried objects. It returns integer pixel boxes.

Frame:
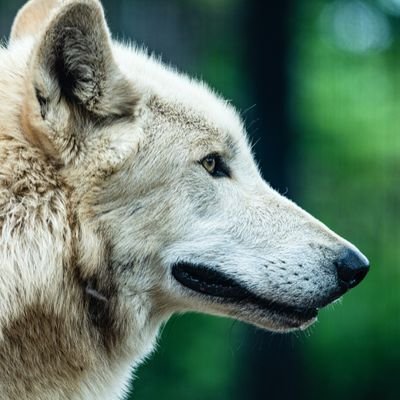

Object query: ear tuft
[53,24,106,109]
[35,88,49,119]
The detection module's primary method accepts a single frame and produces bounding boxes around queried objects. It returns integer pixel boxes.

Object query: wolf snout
[334,246,370,290]
[306,246,370,311]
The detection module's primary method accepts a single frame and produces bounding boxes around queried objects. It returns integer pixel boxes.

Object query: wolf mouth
[171,262,318,323]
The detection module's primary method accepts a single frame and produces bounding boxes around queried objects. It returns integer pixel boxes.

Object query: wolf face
[100,95,369,332]
[0,0,369,398]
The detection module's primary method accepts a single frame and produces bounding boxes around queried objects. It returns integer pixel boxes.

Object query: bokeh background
[1,0,399,399]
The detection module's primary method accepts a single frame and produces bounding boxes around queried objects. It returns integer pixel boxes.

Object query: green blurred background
[1,0,399,399]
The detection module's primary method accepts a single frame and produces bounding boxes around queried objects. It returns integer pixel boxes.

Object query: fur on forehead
[111,43,248,147]
[144,95,239,158]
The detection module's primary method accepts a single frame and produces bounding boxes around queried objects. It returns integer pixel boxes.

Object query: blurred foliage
[293,1,400,398]
[131,314,243,400]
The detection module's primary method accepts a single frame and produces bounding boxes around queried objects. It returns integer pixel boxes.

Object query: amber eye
[202,156,216,174]
[200,154,230,178]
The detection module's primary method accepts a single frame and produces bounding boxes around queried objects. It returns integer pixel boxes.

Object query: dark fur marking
[127,205,143,218]
[71,238,129,357]
[0,302,88,392]
[73,264,122,355]
[86,281,109,303]
[35,88,48,119]
[85,276,115,335]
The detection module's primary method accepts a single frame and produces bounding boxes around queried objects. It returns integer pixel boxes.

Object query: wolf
[0,0,369,398]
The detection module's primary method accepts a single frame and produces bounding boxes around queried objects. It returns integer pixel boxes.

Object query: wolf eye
[200,154,230,178]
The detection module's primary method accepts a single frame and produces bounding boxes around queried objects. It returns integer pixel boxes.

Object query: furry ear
[21,0,139,163]
[33,0,137,116]
[10,0,60,43]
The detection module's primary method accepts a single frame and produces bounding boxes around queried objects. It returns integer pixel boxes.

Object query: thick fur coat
[0,1,369,398]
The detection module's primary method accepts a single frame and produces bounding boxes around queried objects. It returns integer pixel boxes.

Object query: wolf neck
[0,181,160,400]
[0,141,158,399]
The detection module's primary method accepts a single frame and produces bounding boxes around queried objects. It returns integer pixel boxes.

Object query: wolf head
[10,0,368,334]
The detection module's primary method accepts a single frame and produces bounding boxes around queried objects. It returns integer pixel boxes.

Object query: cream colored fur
[0,1,368,399]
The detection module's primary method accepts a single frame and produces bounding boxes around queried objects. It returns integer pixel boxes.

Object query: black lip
[171,262,318,321]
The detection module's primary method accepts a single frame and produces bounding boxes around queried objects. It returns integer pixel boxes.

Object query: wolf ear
[10,0,60,43]
[22,0,139,162]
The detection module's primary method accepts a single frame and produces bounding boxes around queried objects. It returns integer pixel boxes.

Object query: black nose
[335,247,369,289]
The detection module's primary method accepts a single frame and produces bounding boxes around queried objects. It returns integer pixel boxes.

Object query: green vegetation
[294,1,400,398]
